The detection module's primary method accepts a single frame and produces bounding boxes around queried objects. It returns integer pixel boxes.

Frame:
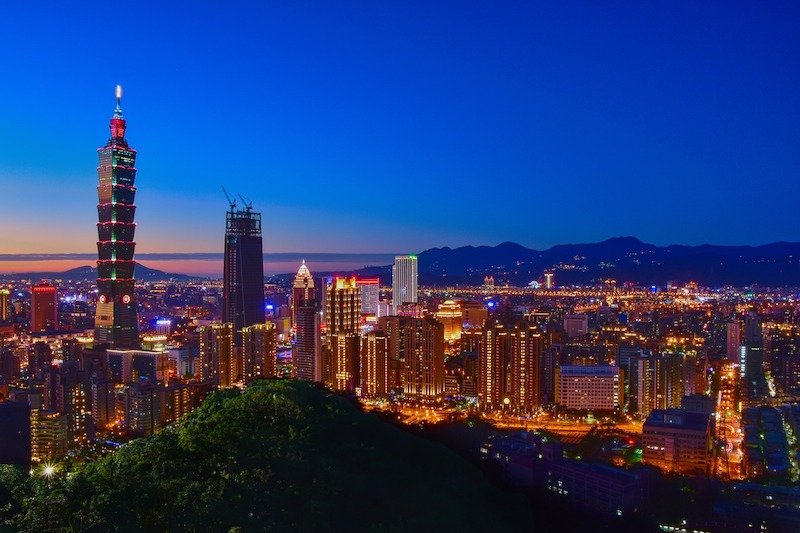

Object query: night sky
[1,2,799,260]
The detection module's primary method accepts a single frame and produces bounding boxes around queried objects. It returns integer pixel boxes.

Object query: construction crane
[221,186,237,210]
[237,194,253,211]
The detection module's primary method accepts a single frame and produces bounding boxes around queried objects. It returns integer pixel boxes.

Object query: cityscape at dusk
[2,2,800,532]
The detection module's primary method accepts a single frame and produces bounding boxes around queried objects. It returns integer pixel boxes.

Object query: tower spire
[114,85,123,117]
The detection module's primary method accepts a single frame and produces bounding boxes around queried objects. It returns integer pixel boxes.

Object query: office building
[392,255,418,313]
[555,366,622,411]
[510,322,546,413]
[223,202,264,343]
[479,320,510,410]
[31,282,57,332]
[291,260,314,326]
[199,323,235,387]
[642,408,713,475]
[94,86,140,349]
[726,320,741,363]
[435,300,463,343]
[0,288,11,322]
[241,322,277,383]
[356,278,380,317]
[563,314,589,338]
[294,301,322,381]
[360,331,388,396]
[323,277,361,388]
[403,317,445,399]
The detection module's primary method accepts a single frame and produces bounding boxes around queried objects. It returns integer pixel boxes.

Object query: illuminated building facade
[479,320,509,410]
[323,277,361,388]
[356,278,380,317]
[0,288,11,322]
[223,203,264,343]
[642,408,712,475]
[294,301,322,381]
[291,260,314,326]
[31,282,57,332]
[360,331,388,396]
[392,255,418,313]
[435,300,463,343]
[555,366,622,411]
[402,317,445,399]
[241,322,277,383]
[94,86,139,349]
[199,323,235,387]
[510,323,546,413]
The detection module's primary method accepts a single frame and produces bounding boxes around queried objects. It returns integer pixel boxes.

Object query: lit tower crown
[94,85,140,349]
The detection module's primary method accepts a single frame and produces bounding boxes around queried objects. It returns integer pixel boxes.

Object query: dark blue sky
[1,1,798,254]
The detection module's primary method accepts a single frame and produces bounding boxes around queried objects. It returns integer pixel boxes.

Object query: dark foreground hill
[0,380,533,531]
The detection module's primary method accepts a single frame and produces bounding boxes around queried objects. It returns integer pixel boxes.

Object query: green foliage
[1,380,532,531]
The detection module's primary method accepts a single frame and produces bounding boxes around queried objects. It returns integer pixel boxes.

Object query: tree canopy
[1,380,532,531]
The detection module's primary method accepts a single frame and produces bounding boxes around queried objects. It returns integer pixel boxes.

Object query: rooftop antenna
[221,186,236,210]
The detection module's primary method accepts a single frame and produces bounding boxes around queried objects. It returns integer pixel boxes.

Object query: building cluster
[1,88,799,493]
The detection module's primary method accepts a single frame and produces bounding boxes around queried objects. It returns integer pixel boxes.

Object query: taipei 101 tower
[94,85,139,348]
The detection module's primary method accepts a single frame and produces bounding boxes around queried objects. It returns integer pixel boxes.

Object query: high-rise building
[726,320,741,363]
[199,323,235,387]
[0,288,11,322]
[31,282,57,333]
[323,277,361,388]
[392,255,418,313]
[294,301,322,381]
[510,322,546,413]
[241,322,277,383]
[356,278,380,317]
[360,331,388,396]
[435,300,463,343]
[223,203,264,343]
[479,320,510,410]
[742,313,766,401]
[291,260,314,326]
[94,86,139,349]
[402,317,445,399]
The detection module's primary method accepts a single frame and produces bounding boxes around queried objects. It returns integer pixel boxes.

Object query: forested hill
[0,380,532,531]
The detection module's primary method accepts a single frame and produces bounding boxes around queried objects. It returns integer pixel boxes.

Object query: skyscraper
[291,260,314,326]
[31,282,57,332]
[223,202,265,342]
[392,255,418,313]
[199,323,235,387]
[294,301,322,381]
[402,317,445,400]
[94,86,139,349]
[360,331,388,396]
[0,288,11,322]
[323,277,361,389]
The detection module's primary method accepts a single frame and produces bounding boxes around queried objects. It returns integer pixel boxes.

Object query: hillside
[0,380,533,531]
[356,237,800,286]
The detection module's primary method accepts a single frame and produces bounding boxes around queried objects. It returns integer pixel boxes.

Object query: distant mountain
[356,237,800,287]
[0,262,198,282]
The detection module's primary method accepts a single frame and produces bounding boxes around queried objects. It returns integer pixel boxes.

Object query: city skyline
[1,3,799,256]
